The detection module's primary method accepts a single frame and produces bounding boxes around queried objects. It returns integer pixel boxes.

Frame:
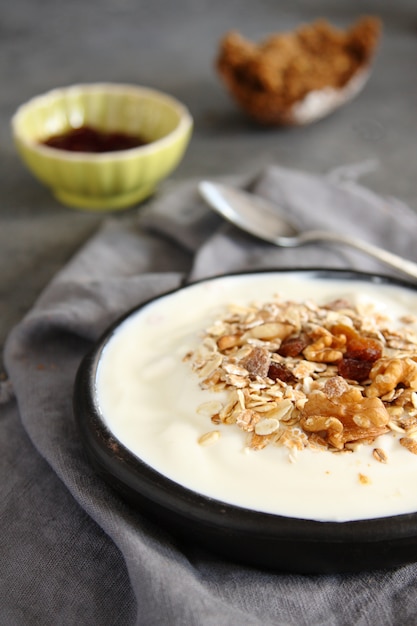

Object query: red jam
[41,125,148,153]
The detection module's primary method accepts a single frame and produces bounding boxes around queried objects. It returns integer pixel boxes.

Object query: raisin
[345,337,382,362]
[331,324,382,361]
[268,362,296,383]
[278,333,310,357]
[338,357,373,382]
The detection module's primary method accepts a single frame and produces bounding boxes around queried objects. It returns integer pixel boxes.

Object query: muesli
[186,294,417,460]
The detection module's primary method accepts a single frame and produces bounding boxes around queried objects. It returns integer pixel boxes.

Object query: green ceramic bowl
[11,83,193,211]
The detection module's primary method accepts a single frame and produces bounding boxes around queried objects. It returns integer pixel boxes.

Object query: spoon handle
[289,230,417,281]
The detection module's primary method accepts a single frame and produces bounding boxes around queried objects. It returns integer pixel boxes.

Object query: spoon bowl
[199,181,417,282]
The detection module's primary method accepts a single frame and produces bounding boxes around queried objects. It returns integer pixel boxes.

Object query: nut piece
[303,328,344,363]
[301,414,343,448]
[300,387,390,449]
[367,357,417,398]
[245,322,294,341]
[217,334,242,351]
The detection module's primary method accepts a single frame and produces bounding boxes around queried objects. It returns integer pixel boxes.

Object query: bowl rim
[74,267,417,572]
[11,82,193,162]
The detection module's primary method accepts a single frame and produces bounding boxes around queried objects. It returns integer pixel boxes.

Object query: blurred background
[1,0,417,355]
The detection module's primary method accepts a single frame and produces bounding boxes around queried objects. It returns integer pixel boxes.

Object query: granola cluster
[216,16,381,125]
[186,294,417,461]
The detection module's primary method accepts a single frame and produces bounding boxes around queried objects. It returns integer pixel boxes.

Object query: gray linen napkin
[3,163,417,626]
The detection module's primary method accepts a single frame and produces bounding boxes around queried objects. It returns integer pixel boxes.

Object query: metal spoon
[198,180,417,281]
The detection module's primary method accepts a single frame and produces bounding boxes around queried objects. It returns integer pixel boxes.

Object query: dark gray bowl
[73,268,417,573]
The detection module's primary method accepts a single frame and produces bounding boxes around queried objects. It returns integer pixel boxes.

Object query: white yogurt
[95,272,417,522]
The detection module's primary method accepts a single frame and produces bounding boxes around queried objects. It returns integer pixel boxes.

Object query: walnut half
[300,384,390,449]
[367,357,417,398]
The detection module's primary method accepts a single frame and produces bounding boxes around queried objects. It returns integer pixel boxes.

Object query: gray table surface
[2,0,417,373]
